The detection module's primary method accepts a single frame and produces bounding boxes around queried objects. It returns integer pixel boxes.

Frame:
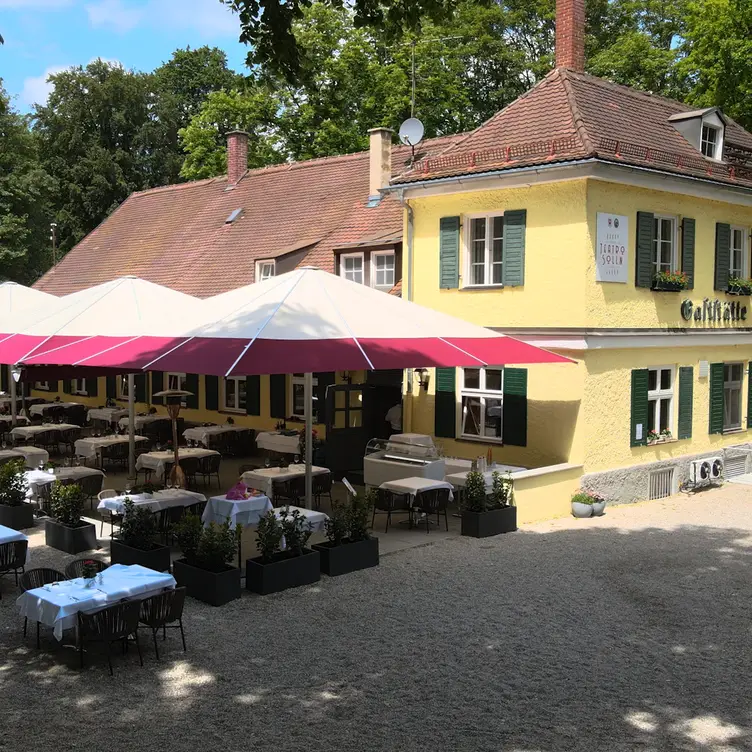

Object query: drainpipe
[399,190,415,434]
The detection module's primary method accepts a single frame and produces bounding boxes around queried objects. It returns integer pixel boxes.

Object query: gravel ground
[2,486,752,752]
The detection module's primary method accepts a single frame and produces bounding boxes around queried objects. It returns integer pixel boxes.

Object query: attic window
[225,208,243,224]
[701,125,720,159]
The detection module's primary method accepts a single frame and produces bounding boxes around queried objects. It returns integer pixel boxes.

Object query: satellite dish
[399,117,425,147]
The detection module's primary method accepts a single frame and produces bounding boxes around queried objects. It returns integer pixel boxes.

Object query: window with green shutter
[502,368,527,446]
[106,376,117,400]
[677,366,693,439]
[205,375,219,411]
[439,216,460,289]
[270,374,287,419]
[434,367,456,438]
[246,375,261,416]
[630,369,649,446]
[715,223,731,291]
[0,365,7,393]
[635,212,654,288]
[709,362,724,434]
[88,378,99,398]
[184,374,199,409]
[62,380,72,395]
[681,218,695,289]
[502,210,526,287]
[151,372,164,404]
[134,374,147,404]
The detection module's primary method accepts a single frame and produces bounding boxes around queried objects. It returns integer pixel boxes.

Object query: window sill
[457,435,504,445]
[461,285,505,291]
[219,408,245,416]
[723,427,744,435]
[646,437,678,446]
[650,286,687,293]
[725,289,752,297]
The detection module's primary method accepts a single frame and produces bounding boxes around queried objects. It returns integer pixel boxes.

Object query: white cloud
[86,0,143,33]
[20,65,67,106]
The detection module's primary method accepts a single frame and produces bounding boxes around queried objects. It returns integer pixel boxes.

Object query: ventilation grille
[649,468,675,500]
[725,455,748,478]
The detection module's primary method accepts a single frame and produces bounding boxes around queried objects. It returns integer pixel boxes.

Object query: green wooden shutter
[439,216,460,289]
[715,223,731,291]
[709,362,725,434]
[502,368,527,446]
[269,374,287,419]
[106,376,117,399]
[747,363,752,430]
[62,380,71,395]
[48,380,58,393]
[185,373,199,409]
[502,210,526,287]
[246,375,261,416]
[134,374,147,404]
[681,218,695,290]
[151,371,164,404]
[87,377,98,397]
[315,372,336,424]
[0,365,7,393]
[205,375,219,411]
[630,369,649,446]
[434,368,456,438]
[677,366,693,440]
[635,212,654,288]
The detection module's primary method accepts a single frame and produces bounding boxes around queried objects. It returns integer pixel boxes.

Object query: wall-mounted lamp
[414,368,430,392]
[340,371,352,384]
[10,365,23,383]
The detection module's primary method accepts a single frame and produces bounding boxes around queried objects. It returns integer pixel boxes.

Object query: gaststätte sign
[680,298,748,324]
[595,212,628,283]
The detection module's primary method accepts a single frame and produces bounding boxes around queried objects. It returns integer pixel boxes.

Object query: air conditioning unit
[709,456,724,481]
[689,458,712,484]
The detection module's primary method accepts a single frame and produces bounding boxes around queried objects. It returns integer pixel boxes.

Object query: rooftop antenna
[399,117,425,165]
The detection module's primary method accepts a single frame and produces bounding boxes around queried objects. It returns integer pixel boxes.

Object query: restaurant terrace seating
[412,487,452,533]
[78,600,143,675]
[0,540,28,598]
[198,453,222,488]
[138,587,187,661]
[372,488,411,533]
[65,558,109,580]
[19,567,65,647]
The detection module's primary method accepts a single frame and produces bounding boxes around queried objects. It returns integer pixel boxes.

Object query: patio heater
[152,388,193,488]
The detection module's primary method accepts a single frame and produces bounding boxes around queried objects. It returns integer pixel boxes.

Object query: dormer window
[701,125,720,159]
[669,108,726,162]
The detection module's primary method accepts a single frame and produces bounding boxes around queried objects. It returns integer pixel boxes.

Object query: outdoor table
[0,524,29,563]
[11,423,79,441]
[118,415,169,430]
[87,407,129,424]
[74,434,148,460]
[136,448,220,479]
[203,494,273,528]
[0,447,49,469]
[445,465,525,489]
[241,465,330,499]
[25,467,105,498]
[183,424,247,446]
[0,415,29,427]
[16,564,176,641]
[256,431,301,455]
[379,477,455,505]
[273,505,329,533]
[98,488,206,515]
[29,402,82,417]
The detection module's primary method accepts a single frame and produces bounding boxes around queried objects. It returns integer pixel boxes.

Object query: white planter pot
[591,500,606,516]
[571,501,593,518]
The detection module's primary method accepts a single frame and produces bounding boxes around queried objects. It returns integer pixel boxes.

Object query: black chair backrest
[65,558,109,580]
[0,540,28,571]
[20,566,65,591]
[78,599,140,640]
[185,500,206,518]
[102,442,128,460]
[415,487,451,512]
[200,454,221,473]
[65,405,87,426]
[179,456,200,475]
[140,586,186,628]
[375,487,410,512]
[313,473,332,493]
[78,472,104,498]
[59,427,81,444]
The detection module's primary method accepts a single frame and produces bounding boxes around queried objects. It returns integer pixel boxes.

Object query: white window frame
[222,376,246,413]
[701,123,721,160]
[371,251,396,289]
[255,259,275,281]
[35,381,50,391]
[723,362,744,432]
[290,373,318,421]
[71,378,88,396]
[652,215,678,274]
[463,213,504,288]
[340,253,365,284]
[647,366,675,438]
[166,372,187,406]
[730,226,748,279]
[459,366,504,443]
[116,375,129,401]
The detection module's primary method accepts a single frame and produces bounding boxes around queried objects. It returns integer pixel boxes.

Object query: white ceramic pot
[571,501,593,518]
[591,500,606,516]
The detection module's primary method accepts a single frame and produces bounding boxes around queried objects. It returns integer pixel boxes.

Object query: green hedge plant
[0,459,26,507]
[50,481,87,526]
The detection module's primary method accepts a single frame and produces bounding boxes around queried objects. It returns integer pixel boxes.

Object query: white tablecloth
[29,402,81,417]
[0,447,49,469]
[16,563,176,640]
[11,423,79,440]
[118,415,168,430]
[256,431,301,454]
[136,448,219,477]
[0,523,27,546]
[273,505,329,533]
[445,465,525,489]
[183,425,247,446]
[25,467,105,498]
[74,435,147,460]
[88,407,129,423]
[203,494,273,528]
[379,477,455,502]
[241,465,330,499]
[98,489,206,515]
[0,415,29,427]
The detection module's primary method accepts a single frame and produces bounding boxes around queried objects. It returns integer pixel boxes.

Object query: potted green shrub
[173,514,242,606]
[571,490,606,518]
[246,507,321,595]
[111,498,171,572]
[45,481,97,554]
[461,469,517,538]
[312,490,378,576]
[0,459,33,530]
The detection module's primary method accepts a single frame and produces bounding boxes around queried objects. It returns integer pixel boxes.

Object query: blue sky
[0,0,248,111]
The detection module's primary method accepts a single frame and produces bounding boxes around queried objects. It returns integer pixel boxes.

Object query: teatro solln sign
[681,298,748,323]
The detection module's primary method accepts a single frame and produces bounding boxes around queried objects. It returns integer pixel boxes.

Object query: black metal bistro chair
[97,489,122,537]
[313,472,333,511]
[0,540,28,598]
[78,471,105,508]
[58,427,81,456]
[371,488,412,533]
[412,487,452,533]
[272,475,305,506]
[100,442,129,471]
[178,456,200,489]
[65,558,109,581]
[19,567,65,647]
[198,453,222,488]
[156,506,185,546]
[78,600,143,675]
[139,587,187,661]
[33,430,60,455]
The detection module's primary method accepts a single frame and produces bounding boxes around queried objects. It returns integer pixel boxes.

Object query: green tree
[0,81,54,283]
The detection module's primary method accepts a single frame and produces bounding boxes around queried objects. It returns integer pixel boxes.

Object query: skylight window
[225,208,242,224]
[701,125,719,159]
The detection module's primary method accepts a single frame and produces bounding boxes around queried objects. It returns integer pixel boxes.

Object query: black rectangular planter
[246,548,320,595]
[0,503,34,531]
[461,506,517,538]
[110,539,172,572]
[45,518,98,554]
[312,538,379,577]
[173,558,241,606]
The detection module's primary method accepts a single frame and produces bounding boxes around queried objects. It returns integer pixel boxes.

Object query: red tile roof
[35,134,462,297]
[393,68,752,189]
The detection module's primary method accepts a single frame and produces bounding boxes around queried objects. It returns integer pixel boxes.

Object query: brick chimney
[556,0,585,72]
[368,127,393,198]
[226,130,249,185]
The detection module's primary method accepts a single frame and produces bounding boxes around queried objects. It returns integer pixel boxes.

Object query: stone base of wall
[581,443,752,505]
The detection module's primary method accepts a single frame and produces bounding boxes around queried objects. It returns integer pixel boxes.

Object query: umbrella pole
[9,374,17,429]
[128,374,136,484]
[304,371,313,510]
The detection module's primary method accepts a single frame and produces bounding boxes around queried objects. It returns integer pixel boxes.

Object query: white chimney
[368,127,393,198]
